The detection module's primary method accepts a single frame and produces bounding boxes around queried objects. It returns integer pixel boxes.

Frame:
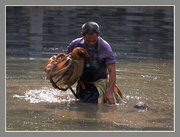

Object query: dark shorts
[76,81,99,104]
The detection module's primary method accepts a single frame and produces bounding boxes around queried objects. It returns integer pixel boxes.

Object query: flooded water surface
[6,58,174,131]
[6,6,174,131]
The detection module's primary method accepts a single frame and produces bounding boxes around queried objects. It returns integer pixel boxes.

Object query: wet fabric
[93,79,123,104]
[80,43,107,82]
[77,79,123,104]
[77,81,99,104]
[81,59,107,82]
[94,79,108,103]
[44,47,89,90]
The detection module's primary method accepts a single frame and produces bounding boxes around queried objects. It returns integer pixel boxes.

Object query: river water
[6,6,174,131]
[6,57,174,131]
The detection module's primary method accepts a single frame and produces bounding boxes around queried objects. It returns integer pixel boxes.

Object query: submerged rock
[134,102,150,110]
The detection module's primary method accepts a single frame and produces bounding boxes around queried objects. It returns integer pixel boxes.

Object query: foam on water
[13,87,76,103]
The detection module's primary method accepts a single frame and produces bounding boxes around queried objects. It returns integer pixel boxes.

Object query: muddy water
[6,57,174,131]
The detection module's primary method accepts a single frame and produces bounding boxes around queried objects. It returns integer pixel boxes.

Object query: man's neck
[86,45,94,49]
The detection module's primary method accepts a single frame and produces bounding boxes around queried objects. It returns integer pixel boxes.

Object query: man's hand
[104,63,116,104]
[105,90,115,104]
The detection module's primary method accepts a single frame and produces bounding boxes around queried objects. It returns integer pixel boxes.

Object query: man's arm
[104,63,116,104]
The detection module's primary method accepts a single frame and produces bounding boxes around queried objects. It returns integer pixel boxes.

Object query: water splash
[13,87,76,103]
[125,95,142,101]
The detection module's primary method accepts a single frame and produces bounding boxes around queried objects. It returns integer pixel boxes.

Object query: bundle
[44,47,89,90]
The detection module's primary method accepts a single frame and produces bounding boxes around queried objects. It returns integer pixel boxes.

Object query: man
[66,22,116,104]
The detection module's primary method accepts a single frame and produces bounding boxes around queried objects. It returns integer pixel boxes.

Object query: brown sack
[44,47,89,90]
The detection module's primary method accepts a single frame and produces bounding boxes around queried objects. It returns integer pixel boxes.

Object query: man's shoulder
[98,37,111,50]
[71,37,83,45]
[67,37,84,53]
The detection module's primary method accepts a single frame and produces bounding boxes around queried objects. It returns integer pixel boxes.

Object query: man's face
[82,33,99,47]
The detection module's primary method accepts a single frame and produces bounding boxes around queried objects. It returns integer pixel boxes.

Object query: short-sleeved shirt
[66,36,116,66]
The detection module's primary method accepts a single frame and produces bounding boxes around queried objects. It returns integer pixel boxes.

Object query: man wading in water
[66,22,116,104]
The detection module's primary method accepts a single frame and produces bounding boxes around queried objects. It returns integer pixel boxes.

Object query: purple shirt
[66,36,116,66]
